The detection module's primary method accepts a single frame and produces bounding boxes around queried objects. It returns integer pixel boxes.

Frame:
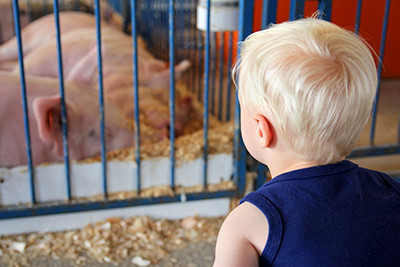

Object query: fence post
[290,0,332,21]
[235,0,254,197]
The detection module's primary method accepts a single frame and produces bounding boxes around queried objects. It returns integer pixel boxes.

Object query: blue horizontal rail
[348,144,400,158]
[0,190,236,220]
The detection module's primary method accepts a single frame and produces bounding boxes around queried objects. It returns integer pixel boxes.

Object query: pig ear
[66,43,99,84]
[174,60,191,78]
[32,96,64,156]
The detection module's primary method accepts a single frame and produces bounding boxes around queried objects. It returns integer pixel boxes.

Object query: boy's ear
[253,114,273,148]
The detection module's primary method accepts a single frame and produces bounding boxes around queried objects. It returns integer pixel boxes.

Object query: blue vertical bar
[370,0,391,146]
[203,0,211,188]
[218,32,225,121]
[355,0,363,35]
[53,0,72,200]
[211,32,217,115]
[318,0,332,21]
[197,30,203,102]
[235,0,254,196]
[12,0,35,203]
[262,0,277,28]
[254,163,268,189]
[94,0,108,198]
[260,0,278,191]
[169,0,176,190]
[131,0,141,193]
[226,32,233,121]
[289,0,305,21]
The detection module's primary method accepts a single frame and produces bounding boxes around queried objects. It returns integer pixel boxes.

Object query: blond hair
[234,18,377,164]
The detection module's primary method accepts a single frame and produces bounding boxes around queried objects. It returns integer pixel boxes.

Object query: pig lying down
[0,72,135,168]
[18,27,191,91]
[0,11,117,62]
[0,11,191,90]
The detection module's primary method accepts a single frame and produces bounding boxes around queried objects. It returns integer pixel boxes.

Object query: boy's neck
[266,153,320,179]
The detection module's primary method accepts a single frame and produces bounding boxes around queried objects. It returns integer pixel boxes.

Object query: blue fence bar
[235,0,254,196]
[218,32,225,121]
[53,0,72,200]
[202,0,211,188]
[355,0,363,35]
[226,32,233,122]
[169,0,176,190]
[254,0,278,190]
[262,0,277,29]
[131,0,141,193]
[318,0,332,21]
[197,29,203,102]
[290,0,332,21]
[370,0,391,146]
[289,0,305,20]
[94,0,108,197]
[12,0,35,203]
[0,190,236,220]
[211,32,217,115]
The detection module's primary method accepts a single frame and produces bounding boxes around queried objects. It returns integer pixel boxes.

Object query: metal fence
[0,0,399,221]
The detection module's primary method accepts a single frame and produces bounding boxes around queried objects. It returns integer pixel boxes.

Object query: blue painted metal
[211,32,217,115]
[12,0,35,203]
[318,0,332,21]
[257,0,279,189]
[203,0,211,188]
[289,0,305,21]
[226,32,233,122]
[235,0,254,197]
[197,30,203,102]
[218,32,225,121]
[53,0,72,200]
[131,0,142,192]
[370,0,391,146]
[94,0,108,197]
[169,0,177,190]
[0,190,236,220]
[262,0,277,28]
[355,0,363,34]
[290,0,332,21]
[348,144,400,158]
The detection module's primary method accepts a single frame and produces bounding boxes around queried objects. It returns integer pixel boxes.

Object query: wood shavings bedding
[0,215,225,266]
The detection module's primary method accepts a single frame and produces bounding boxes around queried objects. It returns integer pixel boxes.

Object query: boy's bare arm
[213,202,269,267]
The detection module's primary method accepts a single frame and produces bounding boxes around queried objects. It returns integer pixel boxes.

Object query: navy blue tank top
[241,160,400,266]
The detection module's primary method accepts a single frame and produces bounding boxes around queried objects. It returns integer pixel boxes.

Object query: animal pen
[0,0,399,235]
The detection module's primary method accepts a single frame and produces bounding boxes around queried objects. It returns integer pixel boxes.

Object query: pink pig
[0,11,118,63]
[15,27,191,91]
[0,72,135,168]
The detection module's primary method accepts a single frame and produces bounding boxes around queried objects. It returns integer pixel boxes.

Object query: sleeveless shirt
[241,160,400,266]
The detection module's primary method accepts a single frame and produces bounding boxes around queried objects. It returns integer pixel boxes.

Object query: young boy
[213,18,400,266]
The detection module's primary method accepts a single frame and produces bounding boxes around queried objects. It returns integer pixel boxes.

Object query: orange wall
[253,0,400,77]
